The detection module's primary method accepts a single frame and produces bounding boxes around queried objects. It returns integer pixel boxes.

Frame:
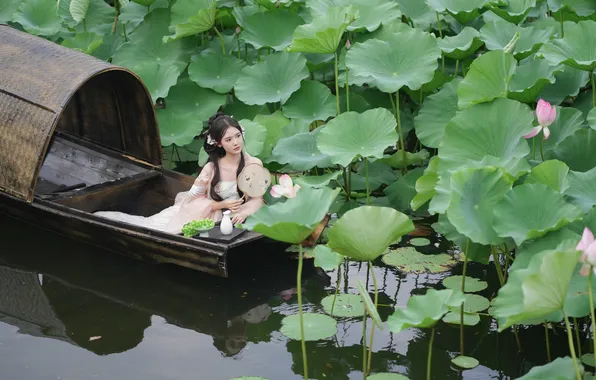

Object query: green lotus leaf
[346,29,441,93]
[367,374,408,380]
[382,247,456,274]
[395,0,435,28]
[13,0,62,36]
[280,313,337,341]
[282,80,337,124]
[224,101,270,122]
[307,0,401,32]
[91,32,125,61]
[270,132,332,170]
[547,0,596,16]
[438,27,483,60]
[0,0,20,23]
[288,5,358,54]
[451,356,480,369]
[313,245,344,271]
[565,167,596,212]
[356,280,384,328]
[588,107,596,129]
[379,150,429,169]
[118,0,152,33]
[281,119,310,138]
[538,107,584,155]
[488,0,536,24]
[188,52,245,94]
[443,275,489,292]
[384,168,424,212]
[537,20,596,71]
[508,58,563,103]
[294,171,342,188]
[241,186,340,244]
[235,52,309,106]
[442,311,480,326]
[513,228,579,273]
[491,248,581,331]
[69,0,89,23]
[459,294,490,313]
[112,9,192,101]
[517,357,584,380]
[61,31,103,55]
[457,50,517,109]
[321,294,364,317]
[494,183,583,245]
[163,0,217,43]
[479,19,555,60]
[387,289,465,332]
[254,111,290,159]
[414,79,460,149]
[58,0,115,35]
[238,120,267,157]
[157,78,227,146]
[327,206,414,261]
[524,160,569,193]
[355,160,398,191]
[409,238,431,247]
[132,0,156,5]
[316,108,398,167]
[404,70,453,103]
[547,128,596,172]
[411,156,439,211]
[539,66,590,105]
[425,0,494,23]
[241,10,304,51]
[447,167,513,245]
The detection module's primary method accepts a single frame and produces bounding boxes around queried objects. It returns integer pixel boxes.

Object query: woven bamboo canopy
[0,25,162,203]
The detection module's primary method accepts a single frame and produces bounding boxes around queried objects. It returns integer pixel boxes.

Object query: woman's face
[219,126,244,155]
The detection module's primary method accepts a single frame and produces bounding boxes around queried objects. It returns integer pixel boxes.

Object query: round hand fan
[237,163,271,198]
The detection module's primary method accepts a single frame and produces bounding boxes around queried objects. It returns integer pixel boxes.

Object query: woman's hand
[232,212,249,225]
[217,199,243,212]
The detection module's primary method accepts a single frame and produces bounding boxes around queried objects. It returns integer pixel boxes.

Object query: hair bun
[207,111,226,129]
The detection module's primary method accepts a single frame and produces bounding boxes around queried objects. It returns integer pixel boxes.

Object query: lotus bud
[535,99,556,128]
[503,32,520,54]
[236,26,241,34]
[345,39,351,50]
[275,0,280,7]
[578,228,596,276]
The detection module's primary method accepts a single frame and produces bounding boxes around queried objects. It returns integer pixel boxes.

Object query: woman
[94,112,264,234]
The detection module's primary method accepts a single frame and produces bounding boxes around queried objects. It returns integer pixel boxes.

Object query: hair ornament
[207,134,217,145]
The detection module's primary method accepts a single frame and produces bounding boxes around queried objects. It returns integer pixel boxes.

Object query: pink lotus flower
[578,228,596,276]
[524,99,556,140]
[270,174,300,198]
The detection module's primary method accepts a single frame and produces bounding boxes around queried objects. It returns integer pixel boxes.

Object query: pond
[0,213,570,380]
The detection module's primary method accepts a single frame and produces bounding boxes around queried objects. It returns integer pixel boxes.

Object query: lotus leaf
[479,19,555,60]
[327,206,413,261]
[188,52,246,94]
[540,107,585,153]
[508,58,563,103]
[225,101,270,122]
[367,374,408,380]
[307,0,401,32]
[384,168,424,212]
[118,0,152,32]
[459,294,490,313]
[443,275,488,293]
[69,0,89,23]
[313,245,344,271]
[355,161,398,191]
[582,353,594,367]
[433,216,491,264]
[491,248,581,330]
[588,107,596,129]
[163,0,217,42]
[539,66,590,105]
[457,50,517,109]
[409,238,431,247]
[238,120,267,157]
[547,0,596,17]
[157,78,226,146]
[58,0,123,35]
[0,0,20,24]
[380,150,429,169]
[281,119,310,138]
[513,228,579,273]
[235,52,309,105]
[437,27,483,61]
[321,294,364,317]
[524,160,570,193]
[240,10,304,51]
[282,80,337,124]
[316,108,398,167]
[395,0,435,28]
[270,132,332,170]
[13,0,62,37]
[280,313,337,341]
[254,111,290,159]
[411,157,439,211]
[488,0,536,24]
[132,0,156,5]
[451,356,480,369]
[442,311,480,326]
[346,29,440,93]
[565,167,596,212]
[517,357,584,380]
[382,247,456,274]
[356,280,384,328]
[112,9,193,101]
[61,32,103,55]
[537,20,596,71]
[387,289,465,332]
[425,0,493,23]
[447,166,513,246]
[294,171,342,188]
[240,186,340,244]
[288,5,357,54]
[547,129,596,172]
[414,80,460,149]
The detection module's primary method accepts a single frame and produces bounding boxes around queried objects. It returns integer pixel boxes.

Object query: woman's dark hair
[202,112,245,202]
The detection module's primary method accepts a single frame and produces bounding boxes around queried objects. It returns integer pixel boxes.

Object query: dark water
[0,213,564,380]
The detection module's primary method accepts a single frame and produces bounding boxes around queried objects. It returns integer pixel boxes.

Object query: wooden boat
[0,24,267,277]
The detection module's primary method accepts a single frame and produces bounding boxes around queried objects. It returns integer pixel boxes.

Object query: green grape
[182,218,215,237]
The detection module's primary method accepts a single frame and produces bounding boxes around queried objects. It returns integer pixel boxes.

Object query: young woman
[94,112,264,234]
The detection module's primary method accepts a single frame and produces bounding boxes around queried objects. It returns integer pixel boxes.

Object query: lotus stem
[389,92,407,172]
[574,317,582,357]
[532,138,536,160]
[589,270,596,360]
[365,158,370,205]
[559,12,564,38]
[591,71,595,108]
[540,136,545,162]
[513,326,522,352]
[366,261,379,374]
[244,44,248,63]
[345,65,351,112]
[362,267,370,380]
[342,167,350,200]
[491,246,505,286]
[330,265,342,316]
[213,26,225,55]
[563,310,582,380]
[435,12,444,73]
[460,239,470,355]
[298,244,308,380]
[427,327,435,380]
[455,60,459,77]
[545,323,552,362]
[334,51,341,115]
[122,23,128,41]
[236,36,241,59]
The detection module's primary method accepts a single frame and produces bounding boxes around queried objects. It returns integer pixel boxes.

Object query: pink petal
[286,186,297,198]
[543,127,551,140]
[524,126,542,139]
[580,263,591,277]
[546,105,557,126]
[270,185,283,198]
[279,174,293,189]
[577,228,595,251]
